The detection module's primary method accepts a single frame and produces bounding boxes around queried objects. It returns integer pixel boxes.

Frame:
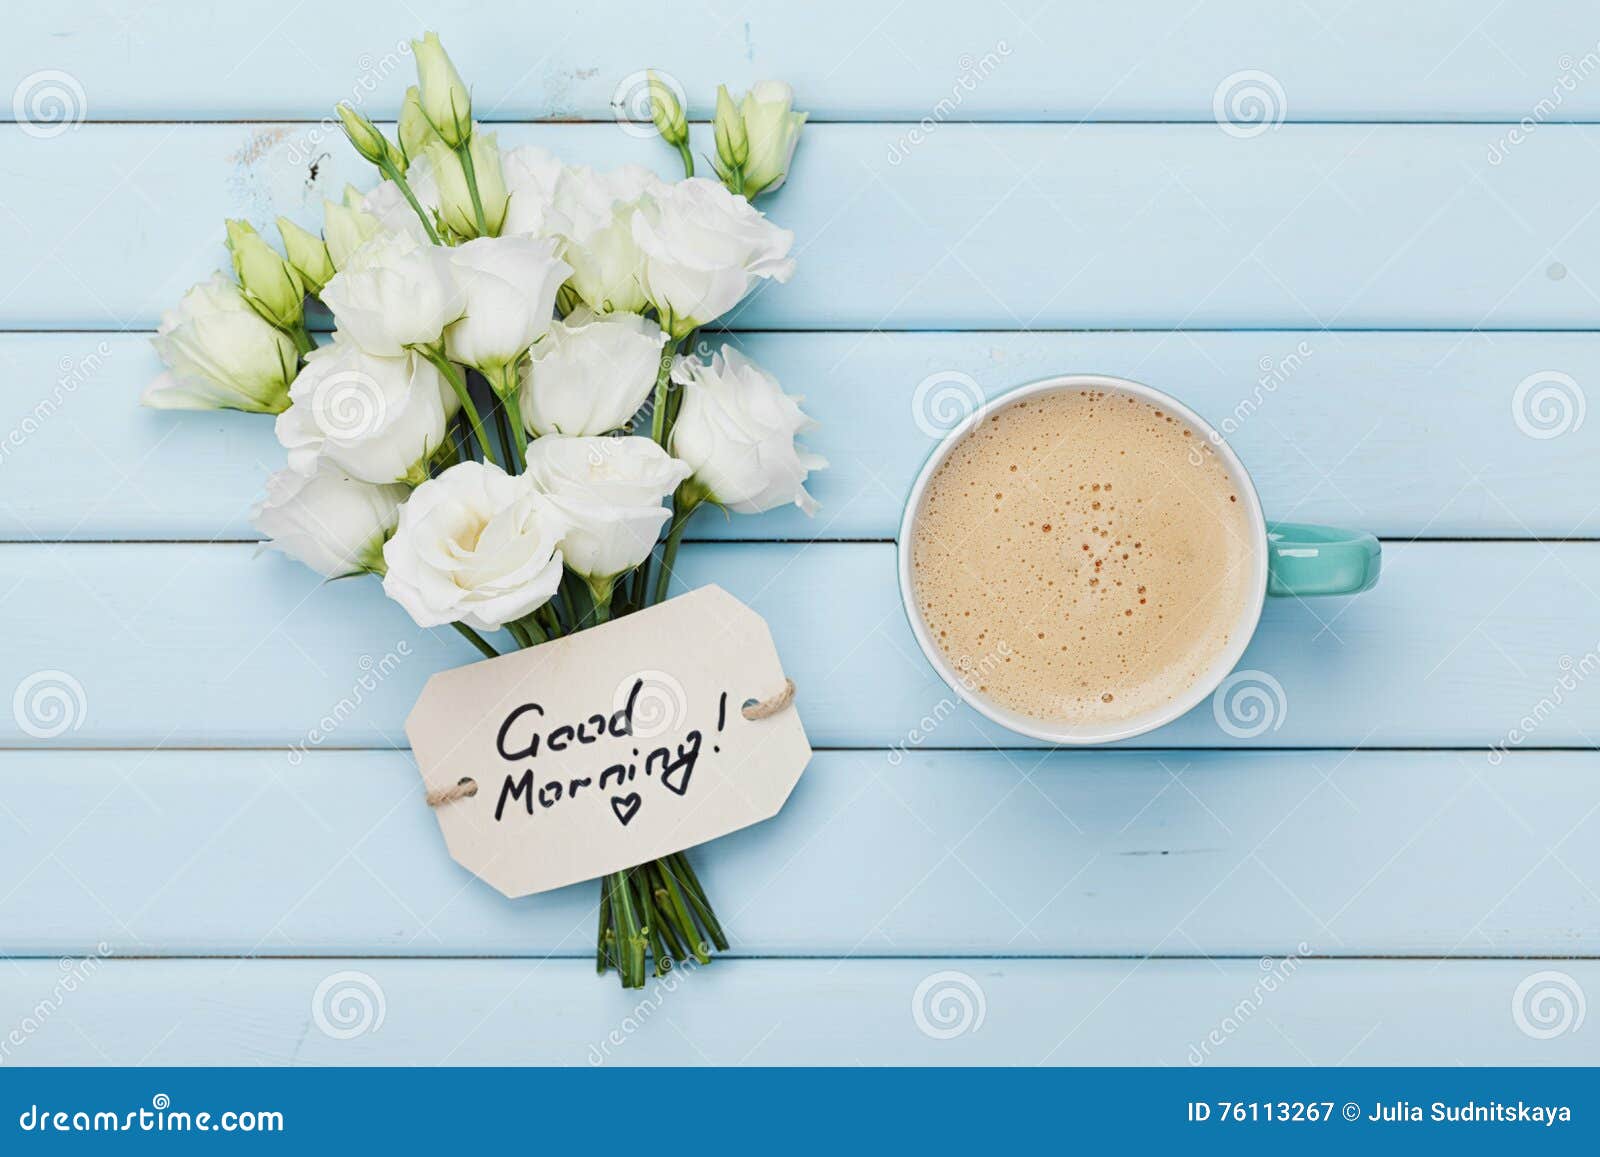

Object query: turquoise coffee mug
[897,373,1381,744]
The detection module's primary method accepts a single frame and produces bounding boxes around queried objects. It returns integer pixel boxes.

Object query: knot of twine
[426,679,797,808]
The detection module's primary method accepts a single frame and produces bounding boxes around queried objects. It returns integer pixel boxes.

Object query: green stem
[596,885,613,975]
[288,321,316,358]
[457,140,491,237]
[377,158,441,245]
[675,139,695,179]
[648,342,676,446]
[505,620,535,649]
[652,497,701,605]
[450,622,499,660]
[535,604,562,639]
[653,860,711,964]
[589,588,612,625]
[417,347,501,470]
[667,852,727,950]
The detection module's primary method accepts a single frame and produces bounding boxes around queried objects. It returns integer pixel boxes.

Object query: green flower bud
[276,216,336,294]
[398,85,441,166]
[740,80,806,197]
[648,70,688,147]
[225,219,305,329]
[713,84,748,178]
[411,31,473,149]
[424,133,507,239]
[322,195,383,268]
[335,102,405,172]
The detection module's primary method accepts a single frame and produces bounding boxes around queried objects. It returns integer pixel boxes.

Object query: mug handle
[1266,522,1382,597]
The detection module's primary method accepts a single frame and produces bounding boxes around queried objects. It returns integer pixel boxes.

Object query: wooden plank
[5,123,1600,330]
[9,330,1600,542]
[10,2,1598,122]
[4,958,1596,1065]
[0,541,1597,750]
[2,749,1596,958]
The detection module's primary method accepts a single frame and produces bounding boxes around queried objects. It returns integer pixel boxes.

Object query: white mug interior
[897,374,1270,744]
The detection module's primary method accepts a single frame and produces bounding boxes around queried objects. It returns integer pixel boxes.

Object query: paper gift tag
[405,585,811,898]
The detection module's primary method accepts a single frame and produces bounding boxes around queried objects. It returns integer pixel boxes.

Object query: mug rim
[896,373,1270,745]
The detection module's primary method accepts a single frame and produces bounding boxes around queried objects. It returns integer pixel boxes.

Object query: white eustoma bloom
[519,308,667,436]
[143,274,298,412]
[548,164,666,314]
[250,463,407,578]
[320,232,463,356]
[275,340,453,486]
[739,81,807,196]
[670,346,825,515]
[631,177,794,335]
[443,235,570,376]
[524,435,690,588]
[382,461,567,631]
[500,145,564,237]
[360,160,438,245]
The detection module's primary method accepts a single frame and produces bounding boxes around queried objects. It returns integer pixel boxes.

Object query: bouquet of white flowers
[142,33,822,989]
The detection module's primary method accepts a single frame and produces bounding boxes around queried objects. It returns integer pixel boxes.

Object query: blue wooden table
[3,1,1599,1065]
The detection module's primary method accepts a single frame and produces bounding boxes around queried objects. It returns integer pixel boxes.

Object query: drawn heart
[610,793,642,827]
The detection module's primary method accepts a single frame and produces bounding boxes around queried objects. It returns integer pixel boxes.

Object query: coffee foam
[910,388,1257,727]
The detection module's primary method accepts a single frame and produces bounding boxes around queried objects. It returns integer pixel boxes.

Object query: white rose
[321,232,463,356]
[382,460,567,631]
[500,145,564,237]
[670,345,825,515]
[443,235,570,377]
[143,274,298,413]
[250,463,407,578]
[549,164,667,314]
[520,308,667,436]
[275,340,453,485]
[631,177,794,335]
[524,435,690,589]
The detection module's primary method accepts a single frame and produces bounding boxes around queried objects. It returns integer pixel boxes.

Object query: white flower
[360,164,437,245]
[548,164,667,314]
[671,345,825,515]
[382,460,567,631]
[500,145,564,237]
[251,463,407,578]
[142,274,298,413]
[631,177,794,335]
[524,435,690,587]
[740,81,806,196]
[520,308,666,436]
[275,340,454,485]
[426,133,508,239]
[443,235,569,375]
[321,232,463,356]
